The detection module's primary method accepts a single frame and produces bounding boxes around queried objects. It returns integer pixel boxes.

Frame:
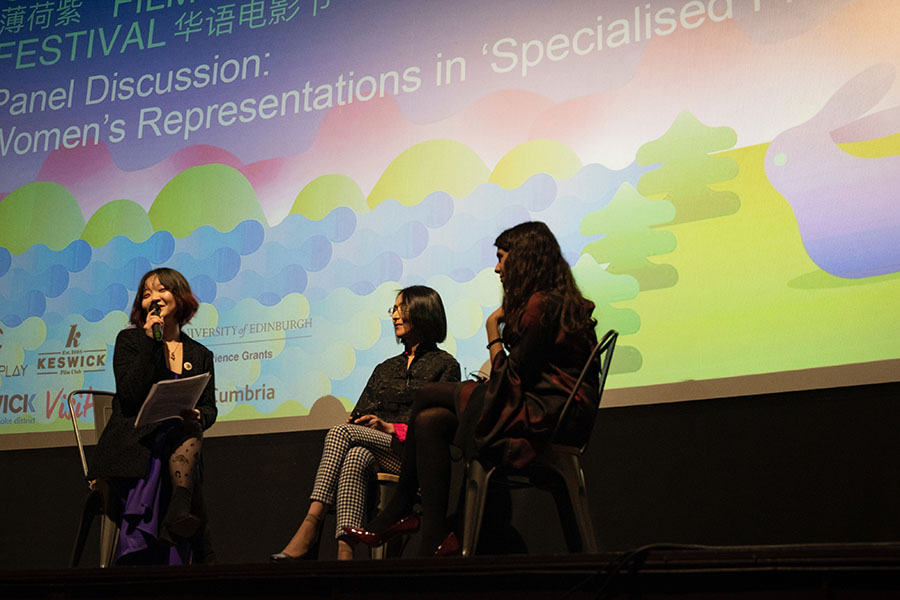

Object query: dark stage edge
[5,543,900,599]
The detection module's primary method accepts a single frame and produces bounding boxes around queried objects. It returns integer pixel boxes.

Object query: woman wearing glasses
[271,285,460,561]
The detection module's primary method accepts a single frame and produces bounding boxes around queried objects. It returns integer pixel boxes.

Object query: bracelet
[486,337,503,349]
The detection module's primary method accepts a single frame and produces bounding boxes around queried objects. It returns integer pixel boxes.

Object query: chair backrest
[67,389,116,480]
[549,329,618,453]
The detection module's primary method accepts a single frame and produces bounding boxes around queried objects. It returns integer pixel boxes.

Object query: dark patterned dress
[454,292,599,468]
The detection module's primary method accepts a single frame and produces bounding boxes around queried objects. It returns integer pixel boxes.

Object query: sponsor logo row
[0,319,305,422]
[1,383,281,420]
[1,319,305,378]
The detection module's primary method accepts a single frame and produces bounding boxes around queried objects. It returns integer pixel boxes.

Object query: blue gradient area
[80,256,154,294]
[0,248,9,278]
[19,240,92,274]
[458,178,555,220]
[95,233,176,269]
[514,173,558,211]
[178,220,266,256]
[308,252,404,298]
[240,236,332,278]
[404,237,497,284]
[316,207,358,243]
[299,235,333,272]
[214,297,237,313]
[0,288,46,327]
[42,255,150,321]
[171,247,242,283]
[64,283,131,323]
[267,209,357,248]
[1,266,68,300]
[365,194,455,229]
[350,222,430,260]
[220,264,308,305]
[190,274,218,304]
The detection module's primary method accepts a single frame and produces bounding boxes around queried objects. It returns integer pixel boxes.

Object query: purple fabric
[115,372,191,565]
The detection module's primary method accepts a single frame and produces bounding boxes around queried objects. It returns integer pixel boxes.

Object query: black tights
[366,383,459,556]
[163,421,203,529]
[169,436,200,489]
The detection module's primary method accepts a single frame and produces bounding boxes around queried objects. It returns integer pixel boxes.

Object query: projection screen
[1,0,898,449]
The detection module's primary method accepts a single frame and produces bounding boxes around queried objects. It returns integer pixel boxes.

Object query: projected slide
[1,0,898,447]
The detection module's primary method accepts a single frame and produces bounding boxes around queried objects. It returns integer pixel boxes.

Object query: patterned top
[351,343,461,425]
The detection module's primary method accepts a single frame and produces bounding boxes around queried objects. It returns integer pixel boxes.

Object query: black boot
[160,486,201,544]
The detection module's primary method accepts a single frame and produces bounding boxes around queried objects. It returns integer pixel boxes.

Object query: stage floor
[4,543,900,599]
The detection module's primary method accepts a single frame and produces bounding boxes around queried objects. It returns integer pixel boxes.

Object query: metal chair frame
[460,329,618,557]
[68,389,119,568]
[369,472,401,560]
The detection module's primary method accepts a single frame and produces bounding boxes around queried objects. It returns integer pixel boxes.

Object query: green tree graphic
[581,183,677,292]
[637,110,739,225]
[572,254,643,374]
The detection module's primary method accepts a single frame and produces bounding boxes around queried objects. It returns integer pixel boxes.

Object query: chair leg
[70,491,101,568]
[370,477,398,560]
[461,459,495,558]
[98,514,119,568]
[549,454,598,554]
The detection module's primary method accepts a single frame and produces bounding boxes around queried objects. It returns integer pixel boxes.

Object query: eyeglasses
[388,304,407,316]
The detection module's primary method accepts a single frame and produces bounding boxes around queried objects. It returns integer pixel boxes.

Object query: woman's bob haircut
[396,285,448,345]
[130,267,200,328]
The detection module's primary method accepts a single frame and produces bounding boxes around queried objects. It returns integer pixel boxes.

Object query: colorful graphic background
[1,0,898,447]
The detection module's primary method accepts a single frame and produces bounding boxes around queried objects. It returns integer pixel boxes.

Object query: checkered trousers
[309,423,402,539]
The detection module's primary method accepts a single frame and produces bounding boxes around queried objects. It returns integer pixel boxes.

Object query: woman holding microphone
[90,267,216,565]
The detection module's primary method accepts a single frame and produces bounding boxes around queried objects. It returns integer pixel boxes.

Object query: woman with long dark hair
[270,285,460,561]
[90,267,217,564]
[344,221,599,556]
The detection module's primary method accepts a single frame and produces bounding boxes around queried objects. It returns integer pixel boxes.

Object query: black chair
[459,329,618,556]
[67,389,119,568]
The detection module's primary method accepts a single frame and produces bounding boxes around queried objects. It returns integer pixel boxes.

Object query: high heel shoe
[269,540,319,562]
[270,515,322,561]
[434,532,460,557]
[341,513,421,547]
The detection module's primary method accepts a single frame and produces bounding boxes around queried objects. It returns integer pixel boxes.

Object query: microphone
[149,300,163,341]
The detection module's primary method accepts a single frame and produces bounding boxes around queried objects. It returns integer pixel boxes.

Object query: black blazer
[89,327,217,479]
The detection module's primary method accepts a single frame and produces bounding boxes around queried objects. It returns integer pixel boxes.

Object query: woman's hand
[180,408,202,422]
[486,305,505,343]
[144,312,164,339]
[486,305,505,363]
[487,305,505,328]
[352,414,395,435]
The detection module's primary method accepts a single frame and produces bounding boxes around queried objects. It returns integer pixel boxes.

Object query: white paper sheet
[134,372,211,427]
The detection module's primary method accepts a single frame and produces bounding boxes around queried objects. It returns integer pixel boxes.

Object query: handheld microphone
[149,300,163,341]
